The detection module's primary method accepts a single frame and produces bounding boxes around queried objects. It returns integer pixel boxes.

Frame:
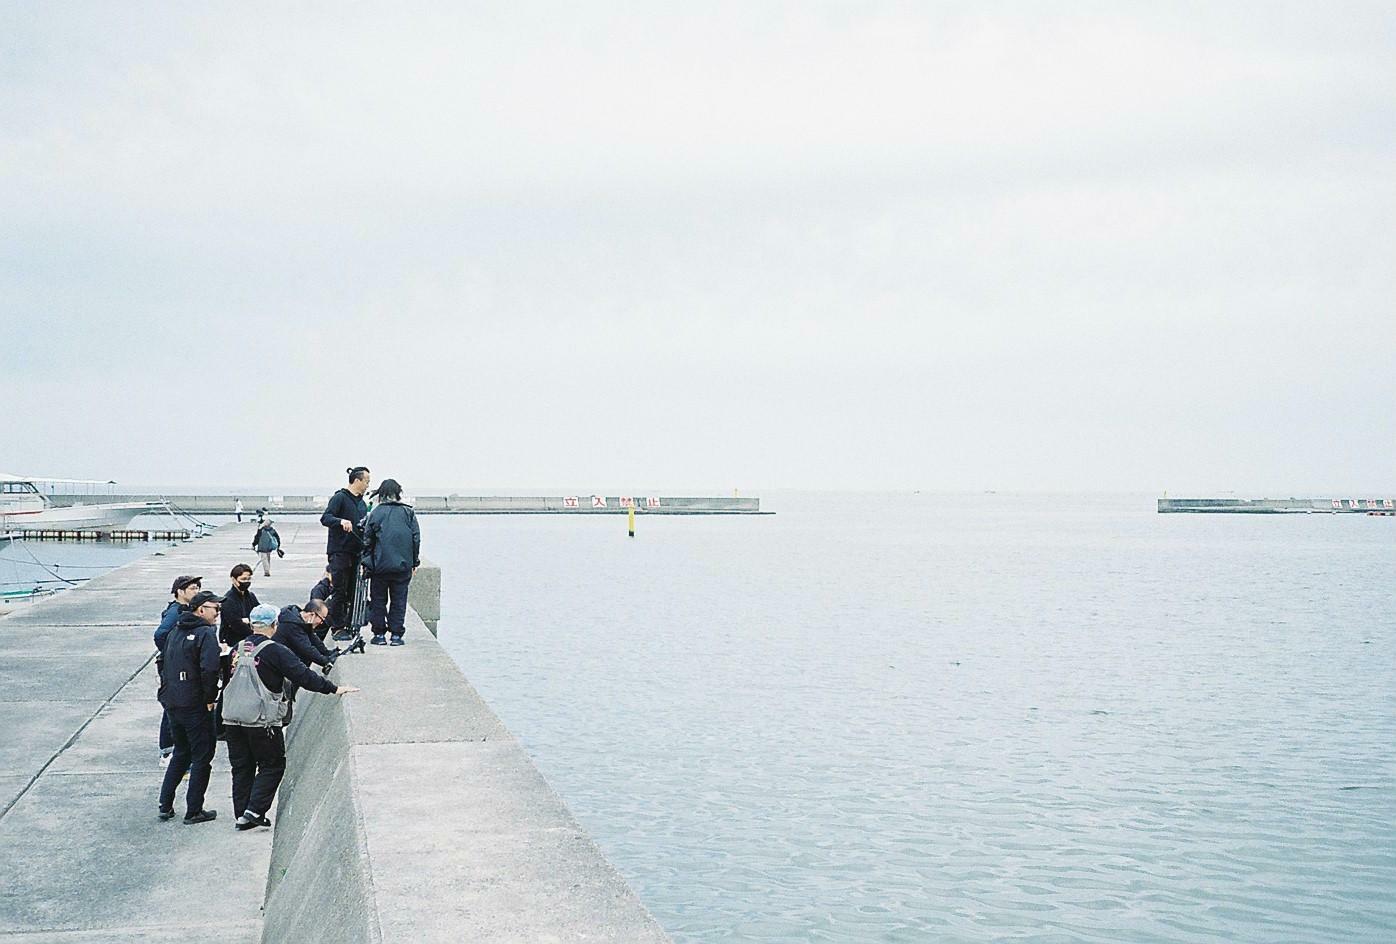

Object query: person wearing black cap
[321,466,370,640]
[157,590,222,824]
[154,576,202,764]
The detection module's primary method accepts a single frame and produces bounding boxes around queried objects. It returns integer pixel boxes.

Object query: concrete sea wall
[1158,496,1396,514]
[0,523,670,943]
[267,602,671,944]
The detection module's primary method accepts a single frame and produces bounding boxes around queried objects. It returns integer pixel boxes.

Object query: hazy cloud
[2,2,1392,492]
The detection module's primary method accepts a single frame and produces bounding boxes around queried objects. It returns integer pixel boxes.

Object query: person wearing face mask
[220,564,260,654]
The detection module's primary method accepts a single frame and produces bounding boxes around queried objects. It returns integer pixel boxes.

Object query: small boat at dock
[0,473,158,535]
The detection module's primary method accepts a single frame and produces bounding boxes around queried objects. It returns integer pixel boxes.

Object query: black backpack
[159,624,208,709]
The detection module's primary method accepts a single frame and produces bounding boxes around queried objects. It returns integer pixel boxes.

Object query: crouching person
[223,605,359,830]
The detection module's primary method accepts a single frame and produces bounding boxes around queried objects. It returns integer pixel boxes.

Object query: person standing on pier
[234,498,243,522]
[362,478,420,647]
[155,575,202,764]
[223,605,359,830]
[252,517,281,576]
[321,466,370,640]
[157,590,223,824]
[219,564,260,654]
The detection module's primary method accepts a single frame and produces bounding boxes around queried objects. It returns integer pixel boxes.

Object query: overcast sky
[2,2,1392,493]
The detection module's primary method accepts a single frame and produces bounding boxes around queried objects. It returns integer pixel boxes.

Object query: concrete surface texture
[1,521,672,943]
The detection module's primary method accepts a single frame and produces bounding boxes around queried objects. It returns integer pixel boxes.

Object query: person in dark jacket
[321,466,370,639]
[220,564,260,652]
[225,605,359,829]
[273,601,335,670]
[308,570,334,640]
[155,575,202,763]
[252,518,281,576]
[157,591,222,824]
[363,479,421,646]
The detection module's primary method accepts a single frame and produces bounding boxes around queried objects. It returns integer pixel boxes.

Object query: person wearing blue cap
[223,604,359,830]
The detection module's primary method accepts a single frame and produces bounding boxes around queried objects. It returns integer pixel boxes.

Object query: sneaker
[158,808,176,821]
[389,636,405,646]
[370,634,387,646]
[184,809,217,824]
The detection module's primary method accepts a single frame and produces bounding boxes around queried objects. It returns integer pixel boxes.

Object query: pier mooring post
[628,505,635,538]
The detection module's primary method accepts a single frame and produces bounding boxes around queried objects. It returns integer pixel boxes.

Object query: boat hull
[0,502,157,532]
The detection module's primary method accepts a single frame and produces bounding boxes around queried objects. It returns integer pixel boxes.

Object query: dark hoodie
[321,488,368,557]
[363,500,421,576]
[159,611,220,709]
[273,604,335,668]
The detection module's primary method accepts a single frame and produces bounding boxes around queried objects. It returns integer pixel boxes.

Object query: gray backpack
[222,639,289,728]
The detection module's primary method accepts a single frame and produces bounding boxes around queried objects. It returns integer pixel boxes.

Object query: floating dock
[0,528,196,541]
[1158,497,1396,514]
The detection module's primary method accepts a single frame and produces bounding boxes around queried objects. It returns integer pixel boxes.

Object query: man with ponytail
[320,466,370,640]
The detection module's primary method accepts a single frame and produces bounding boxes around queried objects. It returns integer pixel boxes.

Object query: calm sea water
[427,492,1396,943]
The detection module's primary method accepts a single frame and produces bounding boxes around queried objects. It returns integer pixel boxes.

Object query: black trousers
[327,552,359,630]
[159,706,215,815]
[225,724,287,819]
[369,572,412,636]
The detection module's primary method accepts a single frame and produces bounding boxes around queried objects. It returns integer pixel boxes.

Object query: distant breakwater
[49,494,765,515]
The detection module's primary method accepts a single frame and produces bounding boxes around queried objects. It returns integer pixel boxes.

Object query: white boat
[0,473,158,533]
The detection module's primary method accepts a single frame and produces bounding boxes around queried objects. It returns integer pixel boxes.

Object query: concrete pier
[0,523,670,942]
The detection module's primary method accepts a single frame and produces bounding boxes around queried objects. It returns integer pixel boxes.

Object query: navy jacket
[321,489,368,558]
[273,605,335,668]
[309,576,333,607]
[154,600,184,653]
[364,501,421,576]
[159,612,220,709]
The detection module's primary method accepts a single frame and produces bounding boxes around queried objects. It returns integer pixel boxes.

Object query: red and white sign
[592,495,607,508]
[1349,499,1360,509]
[1332,499,1343,508]
[563,496,580,508]
[646,496,661,508]
[1385,499,1394,509]
[619,496,634,508]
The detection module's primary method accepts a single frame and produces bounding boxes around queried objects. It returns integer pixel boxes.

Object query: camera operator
[321,466,370,640]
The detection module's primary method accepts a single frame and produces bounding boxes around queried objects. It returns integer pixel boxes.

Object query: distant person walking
[252,518,281,576]
[222,605,359,830]
[363,479,421,647]
[155,575,202,764]
[157,591,223,824]
[321,466,370,640]
[234,498,243,522]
